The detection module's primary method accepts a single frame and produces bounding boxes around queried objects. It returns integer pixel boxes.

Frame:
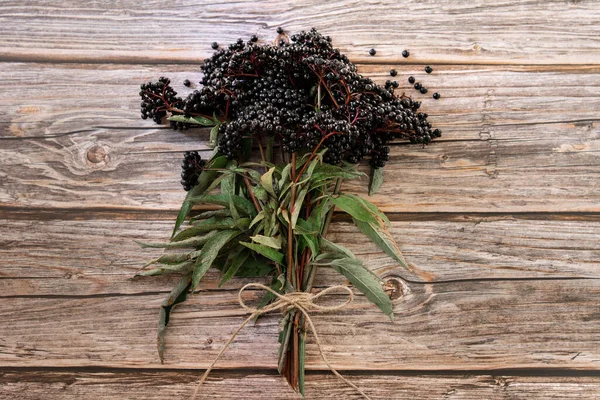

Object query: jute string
[191,283,372,400]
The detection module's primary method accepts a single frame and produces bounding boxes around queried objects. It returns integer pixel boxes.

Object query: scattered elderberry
[369,48,376,56]
[402,49,410,58]
[433,92,440,100]
[183,79,191,87]
[211,42,218,49]
[420,86,428,94]
[425,66,433,74]
[276,27,284,34]
[250,35,258,42]
[180,151,206,191]
[414,82,422,90]
[390,69,397,77]
[408,76,415,84]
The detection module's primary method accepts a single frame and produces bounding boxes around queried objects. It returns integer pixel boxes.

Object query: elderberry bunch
[140,29,440,168]
[140,77,182,124]
[180,151,206,191]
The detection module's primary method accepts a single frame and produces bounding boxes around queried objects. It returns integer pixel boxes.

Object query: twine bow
[191,283,372,400]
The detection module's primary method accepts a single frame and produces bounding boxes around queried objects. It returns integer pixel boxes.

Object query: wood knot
[383,277,411,300]
[86,144,109,164]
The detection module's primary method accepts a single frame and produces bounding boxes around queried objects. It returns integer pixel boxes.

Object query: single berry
[250,34,258,42]
[276,27,284,34]
[414,82,422,90]
[183,79,191,87]
[420,86,428,94]
[390,69,397,77]
[433,92,440,100]
[369,48,376,56]
[402,50,410,58]
[211,42,218,49]
[408,76,415,84]
[433,129,442,137]
[425,66,433,74]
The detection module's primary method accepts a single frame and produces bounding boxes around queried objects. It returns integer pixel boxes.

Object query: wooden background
[1,1,600,398]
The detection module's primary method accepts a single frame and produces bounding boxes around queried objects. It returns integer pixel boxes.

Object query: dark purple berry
[390,69,397,77]
[433,92,440,100]
[420,86,428,94]
[425,66,433,74]
[183,79,191,87]
[369,48,376,56]
[276,27,284,34]
[402,49,409,58]
[211,42,218,49]
[408,76,415,84]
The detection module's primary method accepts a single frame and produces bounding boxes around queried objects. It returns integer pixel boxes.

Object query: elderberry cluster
[180,151,205,191]
[140,29,440,168]
[139,77,182,124]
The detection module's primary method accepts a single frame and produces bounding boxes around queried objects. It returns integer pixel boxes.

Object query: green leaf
[209,124,220,148]
[249,211,264,228]
[332,194,380,226]
[158,275,191,363]
[188,194,255,217]
[190,209,231,222]
[136,230,217,249]
[261,167,277,197]
[172,155,228,237]
[251,234,282,249]
[192,230,241,290]
[220,160,237,195]
[328,257,393,320]
[290,186,308,229]
[299,233,319,256]
[368,167,384,196]
[353,219,408,270]
[219,248,250,287]
[168,115,214,126]
[320,237,355,259]
[358,196,391,227]
[240,242,284,264]
[137,261,194,277]
[234,257,274,277]
[229,195,240,221]
[252,185,268,202]
[171,217,235,242]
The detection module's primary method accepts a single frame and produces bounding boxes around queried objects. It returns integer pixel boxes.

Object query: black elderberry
[390,69,397,77]
[408,76,415,84]
[141,29,439,169]
[369,48,376,56]
[180,151,206,191]
[250,34,258,42]
[183,79,191,87]
[402,49,410,58]
[433,92,440,100]
[420,86,428,94]
[425,66,433,74]
[276,27,284,34]
[414,82,422,90]
[211,42,218,49]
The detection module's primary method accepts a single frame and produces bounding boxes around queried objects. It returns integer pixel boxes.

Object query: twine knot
[191,283,372,400]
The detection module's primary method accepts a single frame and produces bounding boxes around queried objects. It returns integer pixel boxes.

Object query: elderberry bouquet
[137,28,439,397]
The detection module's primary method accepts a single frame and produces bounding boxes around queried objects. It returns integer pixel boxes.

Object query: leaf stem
[243,175,261,213]
[287,152,297,284]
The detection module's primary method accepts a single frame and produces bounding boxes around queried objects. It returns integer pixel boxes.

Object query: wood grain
[2,63,600,212]
[0,277,597,370]
[1,1,600,65]
[1,370,599,400]
[1,215,599,297]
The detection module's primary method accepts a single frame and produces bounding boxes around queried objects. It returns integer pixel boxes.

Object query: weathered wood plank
[1,370,599,400]
[1,63,600,212]
[1,215,599,298]
[1,1,600,64]
[0,277,597,369]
